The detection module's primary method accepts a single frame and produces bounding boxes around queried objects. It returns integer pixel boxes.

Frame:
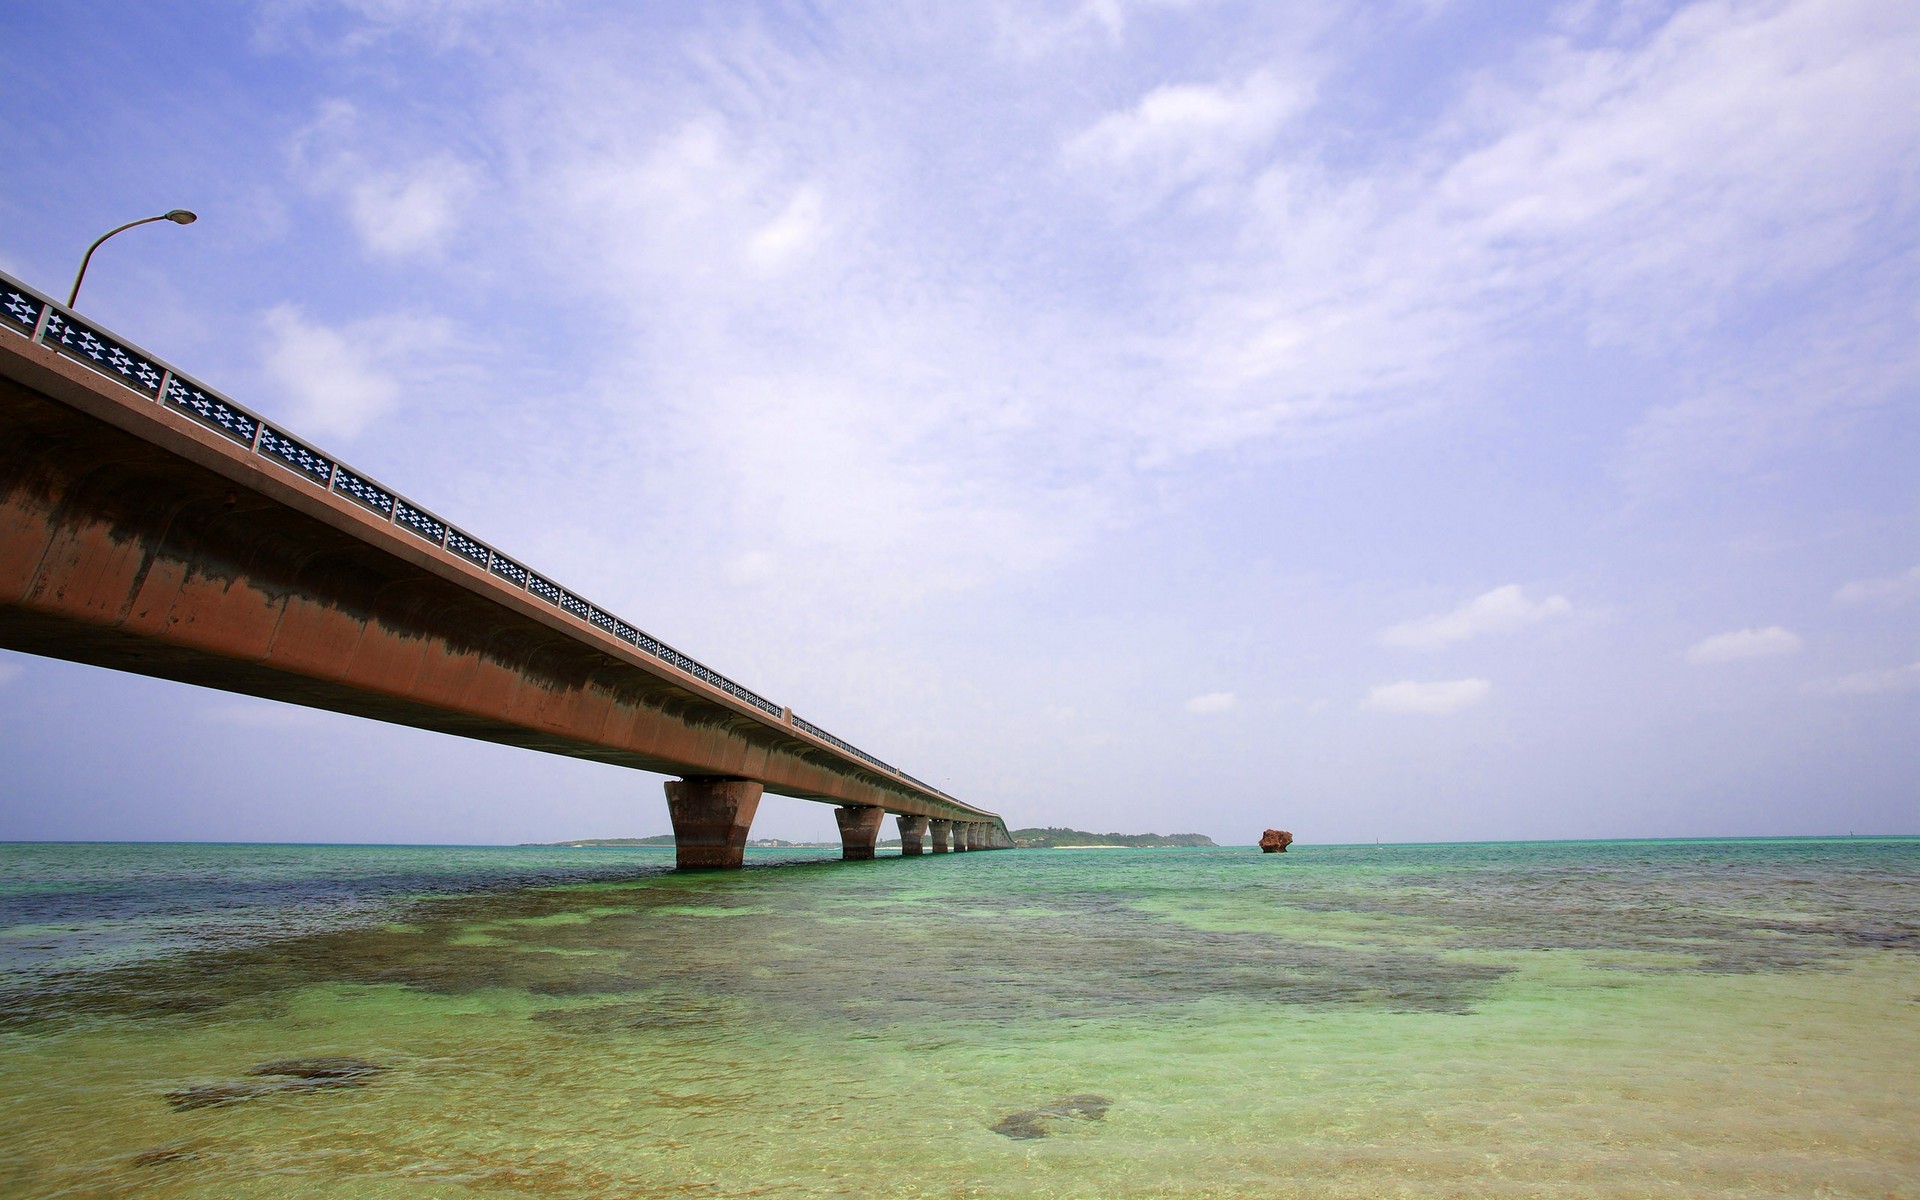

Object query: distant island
[1009,827,1215,849]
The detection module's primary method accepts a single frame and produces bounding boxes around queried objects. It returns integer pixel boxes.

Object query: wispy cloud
[1065,70,1312,207]
[1380,585,1571,651]
[1835,565,1920,608]
[1684,626,1803,665]
[1807,662,1920,697]
[1363,678,1491,715]
[289,99,482,258]
[1184,691,1237,714]
[346,157,478,257]
[259,305,458,439]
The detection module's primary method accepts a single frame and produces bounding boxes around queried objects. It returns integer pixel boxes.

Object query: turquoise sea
[1,838,1915,1198]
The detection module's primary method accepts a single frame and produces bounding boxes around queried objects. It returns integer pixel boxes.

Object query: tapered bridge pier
[0,268,1015,867]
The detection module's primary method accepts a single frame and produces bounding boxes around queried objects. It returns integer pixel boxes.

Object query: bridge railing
[0,268,970,811]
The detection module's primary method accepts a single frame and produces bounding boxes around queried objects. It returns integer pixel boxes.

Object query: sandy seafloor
[0,837,1914,1198]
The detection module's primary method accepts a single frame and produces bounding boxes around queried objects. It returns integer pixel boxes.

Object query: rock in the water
[991,1111,1051,1140]
[991,1093,1114,1139]
[1259,829,1294,853]
[126,1142,197,1168]
[250,1057,386,1084]
[164,1081,291,1111]
[166,1057,389,1110]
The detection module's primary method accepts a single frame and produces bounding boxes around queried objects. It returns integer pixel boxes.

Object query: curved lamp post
[68,209,197,307]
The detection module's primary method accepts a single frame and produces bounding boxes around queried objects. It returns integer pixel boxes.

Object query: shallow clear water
[0,838,1914,1198]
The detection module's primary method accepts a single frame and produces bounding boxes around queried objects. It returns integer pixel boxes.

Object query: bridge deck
[0,270,1007,855]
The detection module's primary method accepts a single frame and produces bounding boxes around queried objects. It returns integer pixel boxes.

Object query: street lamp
[67,209,197,308]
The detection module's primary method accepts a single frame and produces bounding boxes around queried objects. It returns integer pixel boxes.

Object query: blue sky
[1,0,1913,846]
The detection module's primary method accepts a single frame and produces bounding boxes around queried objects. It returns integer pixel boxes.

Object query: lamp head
[165,210,197,225]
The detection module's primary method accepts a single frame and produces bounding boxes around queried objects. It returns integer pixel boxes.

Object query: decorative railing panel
[41,311,165,397]
[258,427,334,485]
[0,267,970,811]
[446,529,491,568]
[393,500,446,545]
[331,466,395,517]
[2,286,45,336]
[164,376,258,446]
[792,714,897,774]
[489,554,530,588]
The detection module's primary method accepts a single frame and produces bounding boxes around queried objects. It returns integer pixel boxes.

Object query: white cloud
[1684,626,1803,665]
[289,100,480,258]
[259,305,456,439]
[1364,678,1491,715]
[0,662,22,687]
[1380,585,1572,651]
[1808,662,1920,697]
[1184,691,1237,714]
[1157,0,1920,465]
[991,0,1236,58]
[347,157,477,257]
[746,185,828,272]
[1835,565,1920,608]
[1065,71,1310,202]
[484,0,1919,621]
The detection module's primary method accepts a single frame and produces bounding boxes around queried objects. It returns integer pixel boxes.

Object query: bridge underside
[0,328,1010,865]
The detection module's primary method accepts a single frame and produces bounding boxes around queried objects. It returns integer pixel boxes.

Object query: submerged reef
[992,1094,1114,1139]
[165,1057,388,1111]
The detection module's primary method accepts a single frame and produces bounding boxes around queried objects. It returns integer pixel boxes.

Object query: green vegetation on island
[1009,827,1216,849]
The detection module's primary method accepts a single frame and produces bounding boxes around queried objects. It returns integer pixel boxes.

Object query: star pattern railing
[0,268,963,809]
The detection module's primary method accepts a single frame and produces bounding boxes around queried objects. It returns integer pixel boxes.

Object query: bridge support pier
[896,814,928,856]
[834,805,886,860]
[928,819,952,853]
[966,823,982,851]
[664,777,763,869]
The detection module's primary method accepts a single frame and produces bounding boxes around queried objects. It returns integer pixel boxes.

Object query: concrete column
[834,805,886,861]
[663,776,763,869]
[953,820,970,851]
[928,818,952,853]
[967,823,983,851]
[897,814,929,856]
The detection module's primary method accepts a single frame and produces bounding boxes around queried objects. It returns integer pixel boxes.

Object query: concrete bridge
[0,268,1012,866]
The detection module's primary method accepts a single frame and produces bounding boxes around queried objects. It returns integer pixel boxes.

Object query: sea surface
[0,837,1915,1198]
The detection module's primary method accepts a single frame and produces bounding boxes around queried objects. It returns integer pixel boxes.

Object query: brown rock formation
[1259,829,1293,853]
